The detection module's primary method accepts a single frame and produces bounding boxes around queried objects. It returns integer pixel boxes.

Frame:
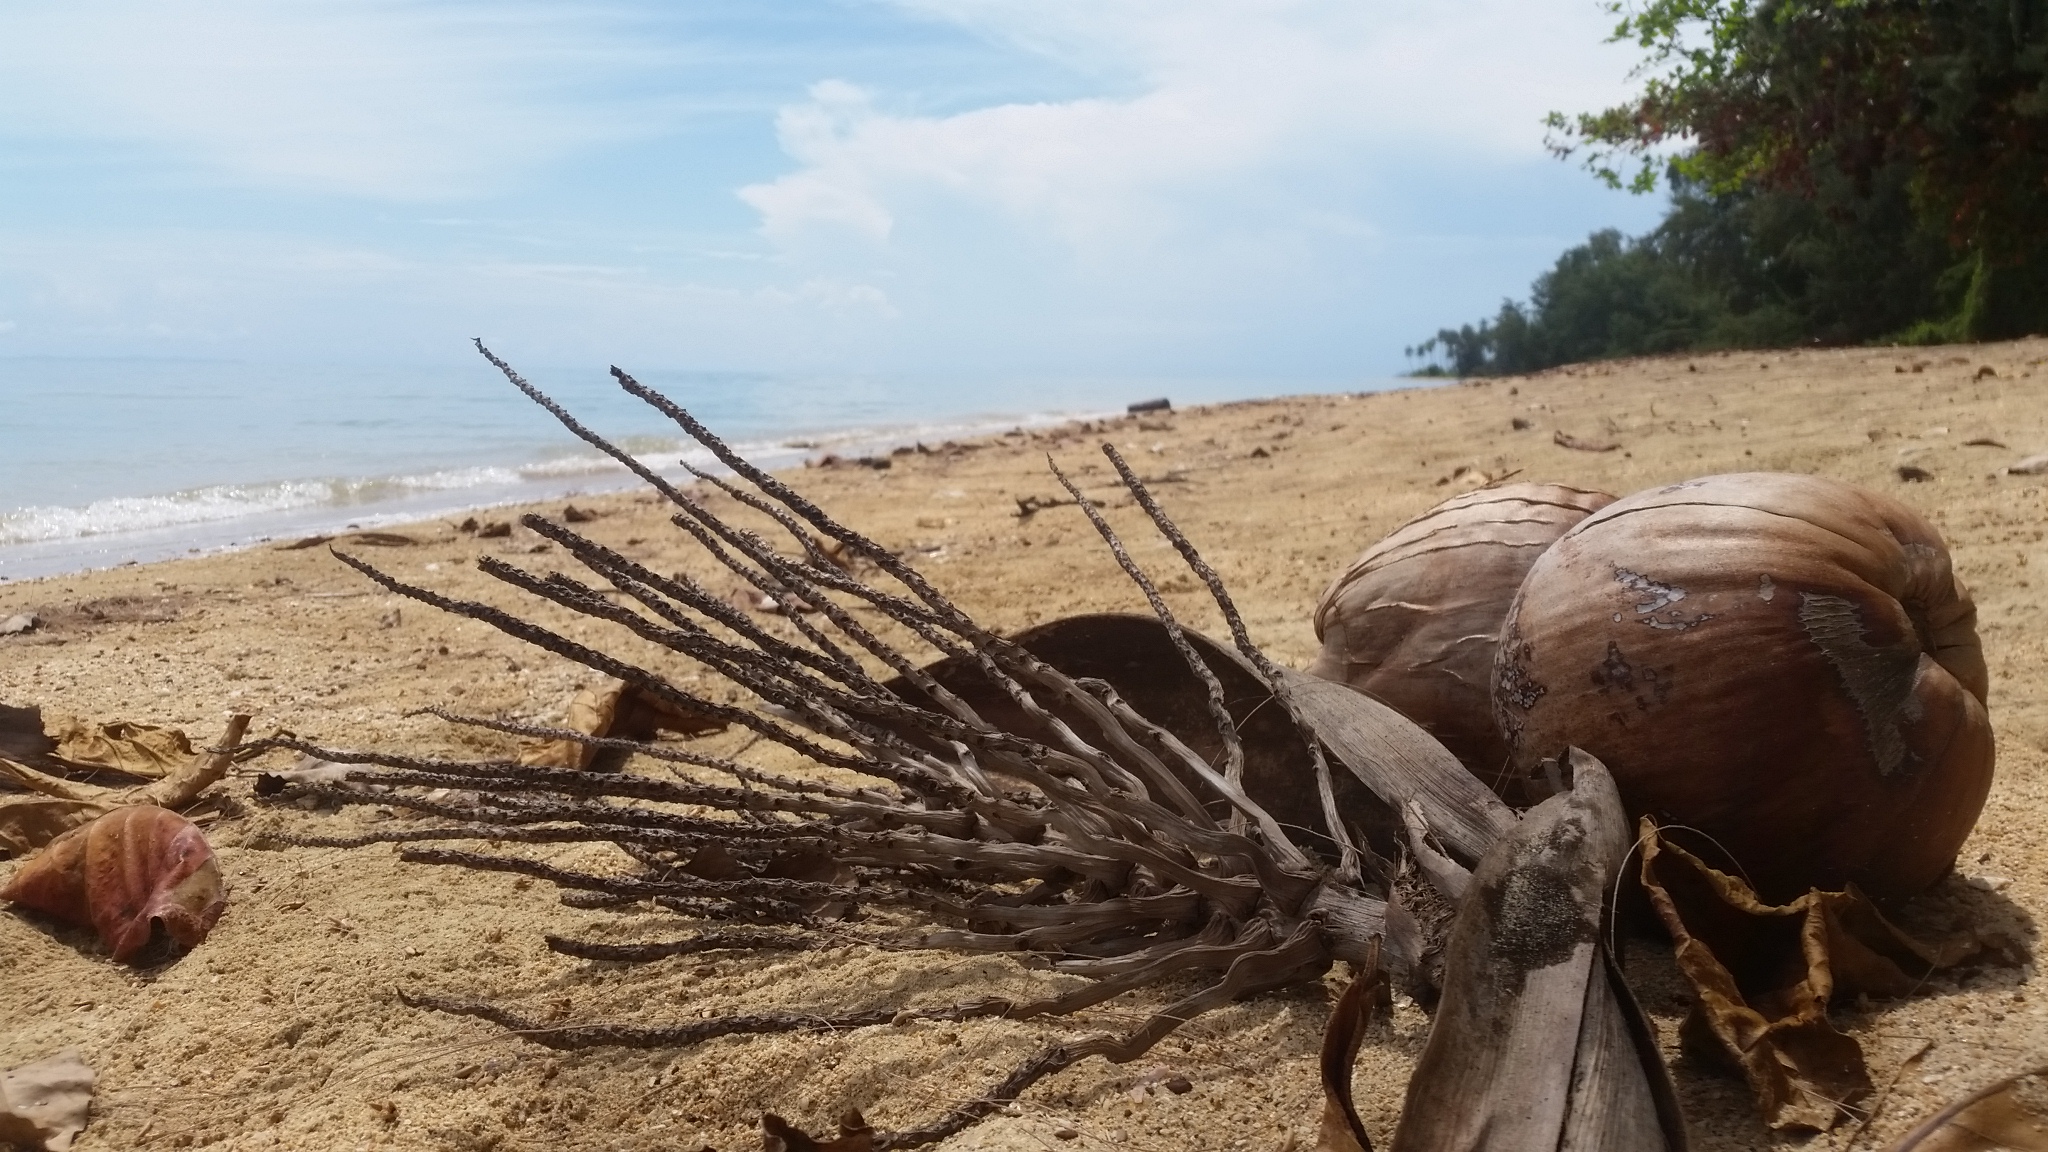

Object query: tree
[1547,0,2048,340]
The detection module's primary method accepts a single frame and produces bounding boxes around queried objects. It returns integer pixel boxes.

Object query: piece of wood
[1281,669,1517,867]
[1392,750,1685,1151]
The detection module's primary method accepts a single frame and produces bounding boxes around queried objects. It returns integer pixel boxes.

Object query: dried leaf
[519,679,726,770]
[1,805,227,962]
[1889,1066,2048,1151]
[1393,750,1684,1151]
[0,1049,95,1151]
[0,714,248,855]
[0,760,104,803]
[1640,821,1983,1131]
[1554,430,1621,452]
[761,1109,874,1152]
[47,718,193,779]
[1315,945,1387,1152]
[521,682,630,769]
[0,703,55,763]
[0,799,105,858]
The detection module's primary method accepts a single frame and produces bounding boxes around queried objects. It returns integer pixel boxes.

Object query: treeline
[1412,0,2048,377]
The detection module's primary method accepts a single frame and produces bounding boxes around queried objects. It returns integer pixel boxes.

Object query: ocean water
[0,356,1405,579]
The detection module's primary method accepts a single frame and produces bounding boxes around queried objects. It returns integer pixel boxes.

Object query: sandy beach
[5,340,2048,1151]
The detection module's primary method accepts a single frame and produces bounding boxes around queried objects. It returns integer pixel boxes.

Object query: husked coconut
[1309,482,1614,793]
[1492,472,1991,900]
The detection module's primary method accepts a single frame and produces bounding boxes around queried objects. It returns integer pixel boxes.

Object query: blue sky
[0,1,1667,379]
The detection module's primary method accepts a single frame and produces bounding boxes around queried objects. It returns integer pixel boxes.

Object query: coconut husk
[1495,471,1992,901]
[885,613,1511,869]
[1391,749,1685,1151]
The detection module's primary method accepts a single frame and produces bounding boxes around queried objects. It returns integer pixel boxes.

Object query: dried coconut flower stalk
[253,343,1510,1148]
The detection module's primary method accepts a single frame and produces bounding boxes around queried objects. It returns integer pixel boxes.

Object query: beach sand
[4,340,2047,1151]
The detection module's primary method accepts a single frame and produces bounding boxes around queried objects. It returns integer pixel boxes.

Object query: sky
[0,0,1669,380]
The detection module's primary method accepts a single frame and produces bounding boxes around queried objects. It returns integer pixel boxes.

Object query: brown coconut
[1492,472,1991,901]
[1308,482,1614,790]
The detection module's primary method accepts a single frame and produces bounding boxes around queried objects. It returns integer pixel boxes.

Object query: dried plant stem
[263,344,1461,1147]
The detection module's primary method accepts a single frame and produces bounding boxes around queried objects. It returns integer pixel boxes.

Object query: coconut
[1492,472,1992,900]
[1309,482,1614,792]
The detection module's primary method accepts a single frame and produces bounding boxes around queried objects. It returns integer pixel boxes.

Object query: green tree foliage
[1415,0,2048,374]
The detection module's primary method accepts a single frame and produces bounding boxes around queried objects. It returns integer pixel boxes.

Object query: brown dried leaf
[0,703,55,764]
[1315,945,1387,1152]
[0,1049,95,1151]
[1,805,227,962]
[520,681,630,769]
[520,679,727,770]
[1889,1066,2048,1151]
[1640,821,1984,1131]
[761,1109,874,1152]
[0,714,246,857]
[0,760,104,803]
[47,717,194,779]
[1393,750,1684,1151]
[1553,429,1621,452]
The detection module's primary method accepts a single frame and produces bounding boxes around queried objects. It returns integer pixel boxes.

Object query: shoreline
[2,357,1412,583]
[0,403,1134,583]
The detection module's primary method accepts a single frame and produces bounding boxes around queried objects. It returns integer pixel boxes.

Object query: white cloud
[741,1,1644,251]
[0,2,650,200]
[0,227,903,367]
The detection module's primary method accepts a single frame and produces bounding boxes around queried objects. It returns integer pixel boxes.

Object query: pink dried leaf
[1,805,226,963]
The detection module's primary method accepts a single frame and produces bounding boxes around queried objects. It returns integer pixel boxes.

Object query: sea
[0,357,1408,581]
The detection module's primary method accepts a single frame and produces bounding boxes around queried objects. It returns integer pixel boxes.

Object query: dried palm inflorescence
[255,343,1526,1148]
[1309,483,1613,794]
